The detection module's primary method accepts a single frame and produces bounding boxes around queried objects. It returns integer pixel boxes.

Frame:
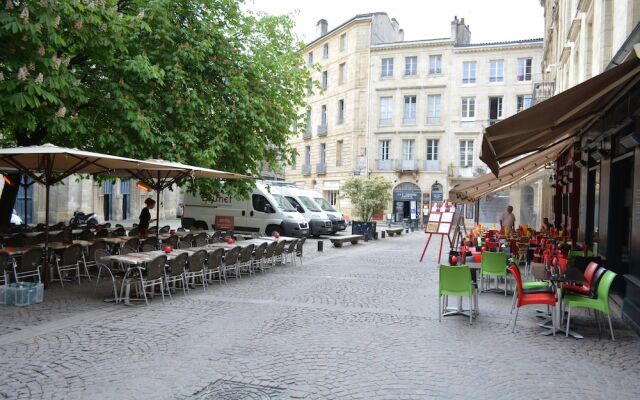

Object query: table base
[541,326,584,339]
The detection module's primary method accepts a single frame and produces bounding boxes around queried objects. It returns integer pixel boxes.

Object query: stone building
[286,14,547,226]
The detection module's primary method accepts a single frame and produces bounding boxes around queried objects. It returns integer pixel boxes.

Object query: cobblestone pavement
[1,232,639,399]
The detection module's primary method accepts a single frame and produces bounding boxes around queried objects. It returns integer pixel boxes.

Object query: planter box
[0,283,43,306]
[352,221,376,240]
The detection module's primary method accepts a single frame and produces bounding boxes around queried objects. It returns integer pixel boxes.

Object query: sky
[245,0,545,44]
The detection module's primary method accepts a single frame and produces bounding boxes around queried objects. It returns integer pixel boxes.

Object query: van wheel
[266,226,282,236]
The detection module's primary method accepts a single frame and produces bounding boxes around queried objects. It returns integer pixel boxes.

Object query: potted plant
[341,176,392,239]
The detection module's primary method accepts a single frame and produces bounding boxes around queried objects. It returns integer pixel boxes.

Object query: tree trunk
[0,173,22,231]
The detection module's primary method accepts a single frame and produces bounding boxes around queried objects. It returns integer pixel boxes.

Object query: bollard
[405,227,409,233]
[411,226,415,232]
[381,231,385,239]
[364,232,369,242]
[317,240,323,252]
[373,231,378,240]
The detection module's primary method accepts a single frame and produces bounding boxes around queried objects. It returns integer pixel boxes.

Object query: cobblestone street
[1,232,639,399]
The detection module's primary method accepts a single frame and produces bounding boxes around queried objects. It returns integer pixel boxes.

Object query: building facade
[286,14,545,225]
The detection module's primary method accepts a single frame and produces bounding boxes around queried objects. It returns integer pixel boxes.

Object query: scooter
[69,211,98,226]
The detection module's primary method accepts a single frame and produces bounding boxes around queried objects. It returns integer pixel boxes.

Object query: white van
[270,186,333,237]
[301,189,347,233]
[182,182,309,237]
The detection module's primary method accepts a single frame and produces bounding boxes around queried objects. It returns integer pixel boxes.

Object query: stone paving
[1,232,639,399]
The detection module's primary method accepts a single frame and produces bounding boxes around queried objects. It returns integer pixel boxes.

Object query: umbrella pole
[22,177,28,225]
[156,188,160,247]
[43,183,50,288]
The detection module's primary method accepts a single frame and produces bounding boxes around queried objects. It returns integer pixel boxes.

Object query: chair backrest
[274,241,287,256]
[120,246,137,255]
[96,229,110,238]
[254,242,268,259]
[142,244,156,252]
[481,251,506,274]
[188,250,207,271]
[264,241,277,258]
[79,229,95,240]
[94,249,112,266]
[159,225,171,234]
[128,227,140,237]
[286,240,297,253]
[125,238,140,250]
[595,270,617,312]
[177,227,186,232]
[439,265,473,296]
[111,227,125,237]
[0,252,10,273]
[508,264,524,300]
[146,255,167,280]
[143,237,156,248]
[195,232,208,242]
[168,252,188,276]
[224,246,241,265]
[6,233,26,247]
[590,267,608,298]
[178,241,192,249]
[87,240,107,262]
[206,248,225,269]
[62,244,83,265]
[296,237,306,254]
[162,235,179,248]
[211,231,222,241]
[181,233,194,245]
[18,247,43,272]
[240,244,255,262]
[583,261,599,286]
[195,238,207,248]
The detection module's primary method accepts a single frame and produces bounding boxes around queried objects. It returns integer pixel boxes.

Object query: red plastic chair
[509,263,557,334]
[562,262,600,296]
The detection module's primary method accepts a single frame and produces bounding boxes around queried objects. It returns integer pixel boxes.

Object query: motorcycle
[69,211,99,226]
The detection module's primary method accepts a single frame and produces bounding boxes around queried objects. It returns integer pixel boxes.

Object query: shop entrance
[392,182,421,223]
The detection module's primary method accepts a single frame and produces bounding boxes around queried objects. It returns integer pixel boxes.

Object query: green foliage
[0,0,309,201]
[340,176,392,222]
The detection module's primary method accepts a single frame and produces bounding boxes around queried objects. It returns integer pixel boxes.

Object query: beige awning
[450,141,568,203]
[481,44,640,176]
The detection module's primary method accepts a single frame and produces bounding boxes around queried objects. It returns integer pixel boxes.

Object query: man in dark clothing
[139,198,156,235]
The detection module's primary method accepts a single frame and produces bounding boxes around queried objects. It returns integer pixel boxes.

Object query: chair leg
[566,307,571,337]
[469,295,473,325]
[159,281,165,304]
[512,307,519,333]
[607,313,615,341]
[510,290,517,314]
[438,295,441,323]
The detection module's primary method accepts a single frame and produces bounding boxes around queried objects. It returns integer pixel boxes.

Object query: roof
[371,37,452,50]
[454,38,544,48]
[304,13,382,49]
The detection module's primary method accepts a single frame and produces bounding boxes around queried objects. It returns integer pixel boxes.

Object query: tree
[340,176,392,222]
[0,0,308,226]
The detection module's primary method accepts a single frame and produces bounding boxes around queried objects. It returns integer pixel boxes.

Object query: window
[320,105,327,127]
[340,33,347,51]
[327,190,338,206]
[305,110,311,135]
[307,52,313,67]
[517,58,532,81]
[323,43,329,59]
[319,143,326,165]
[402,139,415,160]
[462,61,477,84]
[489,96,503,123]
[461,97,476,120]
[403,95,417,124]
[379,96,393,124]
[426,139,439,161]
[517,95,532,111]
[339,63,346,85]
[381,58,394,77]
[306,78,313,96]
[336,140,343,166]
[337,99,345,124]
[252,194,272,212]
[427,94,441,124]
[489,60,504,83]
[465,204,475,220]
[305,145,311,165]
[379,140,390,160]
[321,71,328,90]
[429,55,442,74]
[404,56,417,76]
[459,140,474,167]
[291,156,296,170]
[286,196,303,213]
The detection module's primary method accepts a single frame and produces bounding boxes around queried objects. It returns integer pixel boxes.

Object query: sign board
[410,201,417,220]
[214,215,234,230]
[393,191,422,201]
[372,212,384,221]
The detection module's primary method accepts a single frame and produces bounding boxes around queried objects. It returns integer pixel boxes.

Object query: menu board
[425,222,440,233]
[438,223,451,234]
[428,213,441,222]
[440,212,453,223]
[426,201,458,236]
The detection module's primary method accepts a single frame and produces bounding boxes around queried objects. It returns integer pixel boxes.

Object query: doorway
[121,180,131,220]
[15,176,33,224]
[392,182,421,223]
[103,181,113,221]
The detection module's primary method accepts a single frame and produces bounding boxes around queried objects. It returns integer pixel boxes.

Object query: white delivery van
[270,186,333,237]
[182,182,309,237]
[301,189,347,233]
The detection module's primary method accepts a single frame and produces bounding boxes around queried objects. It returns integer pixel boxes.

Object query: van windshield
[299,196,322,212]
[314,197,336,212]
[272,194,297,212]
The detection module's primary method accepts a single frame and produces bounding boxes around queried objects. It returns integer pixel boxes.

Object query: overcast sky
[245,0,544,44]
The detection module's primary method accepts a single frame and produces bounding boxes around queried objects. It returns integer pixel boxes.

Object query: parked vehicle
[301,189,347,233]
[181,182,309,237]
[270,186,333,237]
[69,211,98,226]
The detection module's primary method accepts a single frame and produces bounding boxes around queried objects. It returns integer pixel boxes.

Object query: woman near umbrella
[139,198,156,235]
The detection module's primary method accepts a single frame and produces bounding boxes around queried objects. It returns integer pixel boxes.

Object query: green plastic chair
[480,251,508,296]
[439,265,475,325]
[564,270,617,340]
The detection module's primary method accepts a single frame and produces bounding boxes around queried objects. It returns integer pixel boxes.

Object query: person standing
[138,198,156,235]
[500,205,516,233]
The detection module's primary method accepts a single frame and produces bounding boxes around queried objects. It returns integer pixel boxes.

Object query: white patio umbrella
[0,144,250,286]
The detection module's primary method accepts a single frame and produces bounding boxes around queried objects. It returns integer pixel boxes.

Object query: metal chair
[273,241,287,266]
[205,249,225,283]
[238,244,255,276]
[128,227,140,237]
[159,225,171,234]
[284,240,298,266]
[162,235,178,249]
[164,252,188,296]
[79,229,95,240]
[124,238,140,252]
[112,227,126,237]
[136,255,168,305]
[142,244,156,252]
[252,242,268,273]
[120,246,137,255]
[178,241,192,249]
[185,250,208,290]
[94,249,121,303]
[295,237,306,265]
[6,233,26,247]
[194,232,208,247]
[13,247,43,283]
[262,241,277,271]
[222,246,242,280]
[53,244,84,287]
[181,233,194,247]
[142,237,157,250]
[84,240,107,273]
[210,231,222,242]
[0,252,10,285]
[96,229,110,238]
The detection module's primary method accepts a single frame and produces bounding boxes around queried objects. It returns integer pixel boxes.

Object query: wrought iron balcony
[316,163,327,174]
[376,159,394,171]
[395,159,420,172]
[317,125,327,136]
[424,160,440,171]
[533,81,555,105]
[301,164,311,175]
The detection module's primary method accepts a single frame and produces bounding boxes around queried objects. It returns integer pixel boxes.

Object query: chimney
[450,16,459,40]
[451,16,471,45]
[391,18,399,31]
[398,29,405,42]
[316,19,328,37]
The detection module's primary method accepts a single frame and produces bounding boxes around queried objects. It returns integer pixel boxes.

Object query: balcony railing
[448,165,474,178]
[376,159,394,171]
[395,159,419,172]
[317,125,327,136]
[303,126,312,140]
[402,117,416,125]
[533,81,555,105]
[424,160,440,171]
[301,164,311,175]
[316,163,327,174]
